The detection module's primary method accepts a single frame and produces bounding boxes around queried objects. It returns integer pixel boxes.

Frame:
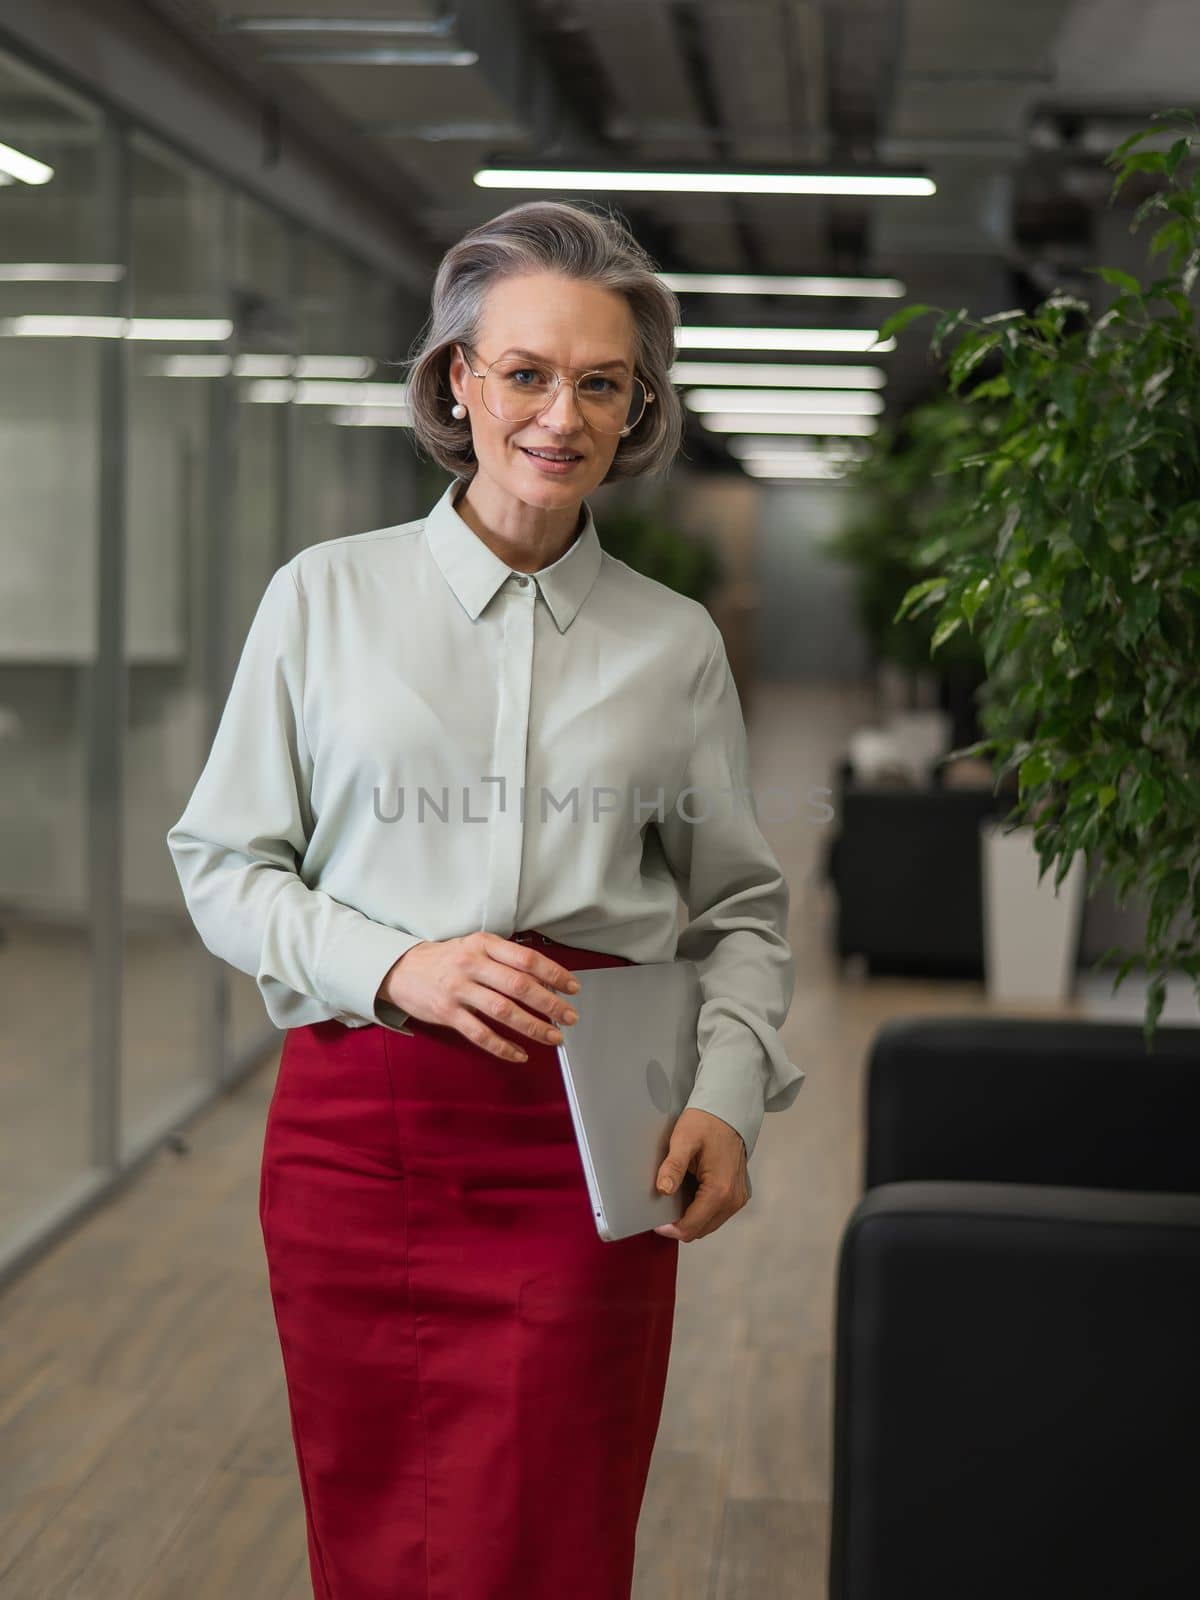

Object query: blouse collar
[423,476,604,633]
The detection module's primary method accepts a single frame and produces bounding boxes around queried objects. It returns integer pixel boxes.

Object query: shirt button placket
[481,577,536,934]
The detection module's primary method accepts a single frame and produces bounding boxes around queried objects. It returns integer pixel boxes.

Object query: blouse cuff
[320,917,427,1034]
[683,1031,806,1163]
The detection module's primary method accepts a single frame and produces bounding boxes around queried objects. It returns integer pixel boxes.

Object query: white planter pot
[886,709,953,780]
[980,821,1086,1004]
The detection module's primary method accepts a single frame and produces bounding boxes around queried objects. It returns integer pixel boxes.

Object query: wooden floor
[0,682,1091,1599]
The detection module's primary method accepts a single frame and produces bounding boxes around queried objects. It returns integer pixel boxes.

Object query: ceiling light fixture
[294,356,376,379]
[676,327,894,353]
[737,456,850,473]
[222,15,455,35]
[740,460,852,481]
[659,272,905,297]
[669,361,885,388]
[741,455,850,473]
[244,379,410,406]
[129,319,232,341]
[291,381,408,406]
[0,139,54,185]
[700,413,879,436]
[331,406,414,427]
[474,167,934,197]
[259,46,478,65]
[154,354,375,379]
[0,316,232,339]
[684,389,884,415]
[0,262,124,282]
[727,438,869,462]
[1,315,124,338]
[156,354,244,377]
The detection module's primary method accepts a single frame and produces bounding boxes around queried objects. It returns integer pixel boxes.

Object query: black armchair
[829,1015,1200,1600]
[824,762,1004,977]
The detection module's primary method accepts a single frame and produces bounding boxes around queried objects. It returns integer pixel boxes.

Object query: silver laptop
[555,958,723,1242]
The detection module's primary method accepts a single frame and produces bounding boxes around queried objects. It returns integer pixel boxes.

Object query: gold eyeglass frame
[456,342,655,437]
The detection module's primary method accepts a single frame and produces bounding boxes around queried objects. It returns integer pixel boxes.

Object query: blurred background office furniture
[823,731,1165,996]
[829,1014,1200,1599]
[824,751,1006,978]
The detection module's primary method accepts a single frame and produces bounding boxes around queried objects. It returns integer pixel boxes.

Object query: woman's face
[448,270,639,510]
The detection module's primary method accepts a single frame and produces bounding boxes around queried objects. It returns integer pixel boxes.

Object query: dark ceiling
[138,0,1200,462]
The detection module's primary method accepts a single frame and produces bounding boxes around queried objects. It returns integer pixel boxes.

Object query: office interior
[1,3,1198,1596]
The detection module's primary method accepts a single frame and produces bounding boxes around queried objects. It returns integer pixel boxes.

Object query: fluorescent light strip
[670,361,886,388]
[739,456,852,472]
[331,406,413,427]
[129,318,231,340]
[742,454,850,468]
[684,388,883,415]
[728,454,864,471]
[1,315,123,338]
[660,272,905,298]
[741,461,851,480]
[727,438,868,461]
[295,356,376,379]
[1,313,235,339]
[0,139,54,185]
[676,327,894,353]
[294,381,408,406]
[739,451,857,467]
[156,354,240,376]
[245,379,409,406]
[701,413,879,436]
[262,47,478,65]
[474,168,935,197]
[0,262,124,282]
[246,381,296,404]
[0,315,231,340]
[224,16,455,35]
[155,354,375,379]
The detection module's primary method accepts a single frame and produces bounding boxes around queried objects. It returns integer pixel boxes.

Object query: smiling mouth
[519,446,584,462]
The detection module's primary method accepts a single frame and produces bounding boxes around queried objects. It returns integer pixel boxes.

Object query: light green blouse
[166,477,805,1159]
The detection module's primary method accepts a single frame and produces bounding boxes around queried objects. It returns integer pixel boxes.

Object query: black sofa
[828,1014,1200,1599]
[824,758,1158,983]
[825,758,1007,977]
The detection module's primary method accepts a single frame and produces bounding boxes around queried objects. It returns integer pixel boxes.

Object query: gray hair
[399,200,684,483]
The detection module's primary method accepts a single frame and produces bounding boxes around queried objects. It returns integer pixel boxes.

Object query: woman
[166,200,804,1600]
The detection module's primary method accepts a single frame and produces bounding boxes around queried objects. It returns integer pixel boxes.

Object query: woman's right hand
[375,931,581,1061]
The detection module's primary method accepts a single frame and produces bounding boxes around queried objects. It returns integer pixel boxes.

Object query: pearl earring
[451,402,467,419]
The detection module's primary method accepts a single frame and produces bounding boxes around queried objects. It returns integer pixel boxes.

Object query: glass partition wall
[0,54,107,1261]
[122,133,225,1152]
[0,43,421,1283]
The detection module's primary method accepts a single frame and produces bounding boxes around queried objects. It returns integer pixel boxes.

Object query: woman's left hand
[653,1109,750,1242]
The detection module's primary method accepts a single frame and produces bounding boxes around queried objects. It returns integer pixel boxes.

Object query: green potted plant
[883,108,1200,1038]
[826,398,990,736]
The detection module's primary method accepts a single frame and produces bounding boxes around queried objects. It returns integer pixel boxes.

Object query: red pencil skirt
[258,931,680,1600]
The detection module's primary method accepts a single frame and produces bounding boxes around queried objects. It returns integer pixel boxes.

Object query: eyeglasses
[458,343,654,436]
